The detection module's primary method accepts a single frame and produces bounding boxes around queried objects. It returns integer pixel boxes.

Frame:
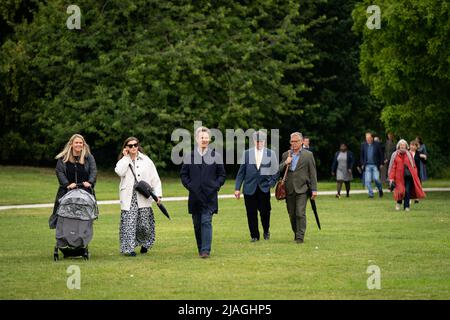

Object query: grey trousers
[286,192,308,241]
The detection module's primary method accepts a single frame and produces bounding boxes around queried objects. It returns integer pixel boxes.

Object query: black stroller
[53,186,98,261]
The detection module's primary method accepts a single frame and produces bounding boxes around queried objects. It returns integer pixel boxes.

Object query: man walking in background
[302,136,313,153]
[360,132,384,198]
[279,132,318,244]
[234,131,279,242]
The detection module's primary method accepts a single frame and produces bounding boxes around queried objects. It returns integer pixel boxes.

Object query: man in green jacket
[279,132,318,243]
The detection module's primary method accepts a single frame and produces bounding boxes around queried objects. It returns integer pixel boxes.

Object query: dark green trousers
[286,192,307,241]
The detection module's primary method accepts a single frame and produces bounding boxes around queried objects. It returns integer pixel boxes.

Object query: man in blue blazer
[180,127,226,258]
[234,131,279,242]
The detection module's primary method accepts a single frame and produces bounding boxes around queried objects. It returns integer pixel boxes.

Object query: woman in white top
[115,137,162,256]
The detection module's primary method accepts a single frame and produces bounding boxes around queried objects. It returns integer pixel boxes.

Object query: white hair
[290,132,303,140]
[195,126,211,139]
[396,139,409,150]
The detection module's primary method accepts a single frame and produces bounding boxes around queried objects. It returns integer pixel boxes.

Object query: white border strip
[0,188,449,211]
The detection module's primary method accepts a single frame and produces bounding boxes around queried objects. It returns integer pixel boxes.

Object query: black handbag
[128,164,171,220]
[389,181,396,192]
[128,164,153,198]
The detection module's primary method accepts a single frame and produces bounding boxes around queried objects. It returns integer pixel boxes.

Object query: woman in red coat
[388,139,425,212]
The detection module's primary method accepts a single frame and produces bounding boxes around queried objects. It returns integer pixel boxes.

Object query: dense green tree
[0,0,38,44]
[0,0,320,169]
[283,0,384,174]
[353,0,450,176]
[1,0,389,178]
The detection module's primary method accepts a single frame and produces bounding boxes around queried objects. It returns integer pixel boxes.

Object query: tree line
[1,0,448,178]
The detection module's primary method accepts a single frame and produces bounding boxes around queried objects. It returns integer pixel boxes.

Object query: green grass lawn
[1,192,449,299]
[1,165,449,205]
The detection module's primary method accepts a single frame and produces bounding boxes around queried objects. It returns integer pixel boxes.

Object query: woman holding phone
[115,137,162,257]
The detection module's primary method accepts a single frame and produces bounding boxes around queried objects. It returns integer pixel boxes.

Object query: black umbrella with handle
[307,184,321,230]
[128,164,171,220]
[309,197,321,230]
[149,191,171,220]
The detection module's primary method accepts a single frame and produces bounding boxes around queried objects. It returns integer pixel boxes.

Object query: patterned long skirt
[119,191,155,254]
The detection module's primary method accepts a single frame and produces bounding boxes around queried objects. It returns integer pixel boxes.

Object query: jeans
[364,164,382,197]
[192,208,213,254]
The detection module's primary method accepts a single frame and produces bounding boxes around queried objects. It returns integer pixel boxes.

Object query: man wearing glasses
[279,132,318,244]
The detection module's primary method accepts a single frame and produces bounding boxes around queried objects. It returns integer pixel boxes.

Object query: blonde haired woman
[115,137,162,257]
[49,134,97,228]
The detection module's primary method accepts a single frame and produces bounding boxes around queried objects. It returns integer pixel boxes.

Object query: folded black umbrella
[149,191,171,220]
[307,188,321,230]
[309,198,321,230]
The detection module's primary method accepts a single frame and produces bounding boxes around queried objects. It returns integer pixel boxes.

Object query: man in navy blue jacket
[234,131,279,242]
[360,132,384,198]
[180,127,226,258]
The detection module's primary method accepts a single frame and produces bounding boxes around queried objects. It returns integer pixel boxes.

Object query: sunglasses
[126,143,139,148]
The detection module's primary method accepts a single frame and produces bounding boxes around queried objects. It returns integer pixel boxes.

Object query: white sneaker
[395,204,401,211]
[405,207,410,212]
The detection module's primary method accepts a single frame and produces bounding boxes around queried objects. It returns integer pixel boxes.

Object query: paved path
[1,188,449,211]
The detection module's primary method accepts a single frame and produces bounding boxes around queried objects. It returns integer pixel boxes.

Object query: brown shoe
[199,252,210,259]
[296,239,304,244]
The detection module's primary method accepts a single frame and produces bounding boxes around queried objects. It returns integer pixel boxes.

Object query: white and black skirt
[119,191,155,254]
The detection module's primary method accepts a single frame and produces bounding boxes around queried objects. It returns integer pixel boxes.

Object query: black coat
[49,154,97,229]
[412,150,427,181]
[331,151,355,174]
[360,142,384,168]
[180,149,226,214]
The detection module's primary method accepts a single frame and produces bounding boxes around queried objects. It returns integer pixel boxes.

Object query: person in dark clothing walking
[49,134,97,229]
[360,132,384,198]
[180,127,226,258]
[331,143,354,198]
[234,131,279,242]
[409,139,427,204]
[415,136,429,181]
